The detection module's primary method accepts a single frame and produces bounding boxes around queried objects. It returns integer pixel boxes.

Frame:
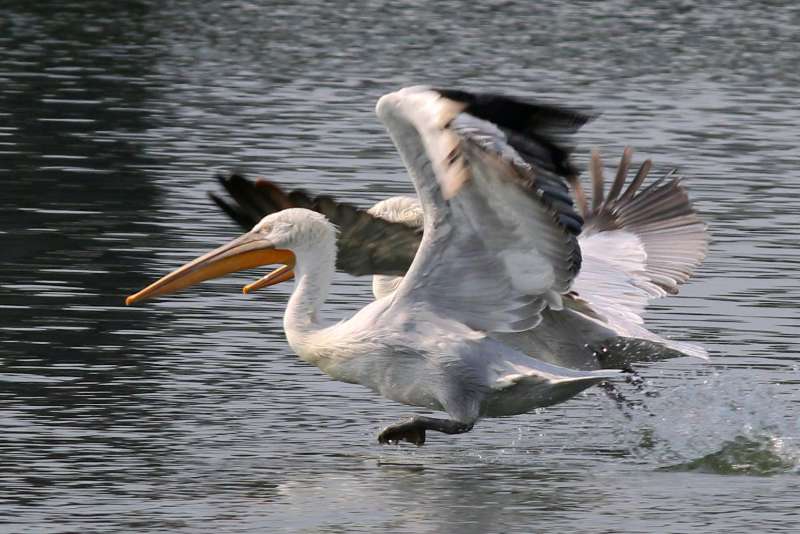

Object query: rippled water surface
[2,1,800,532]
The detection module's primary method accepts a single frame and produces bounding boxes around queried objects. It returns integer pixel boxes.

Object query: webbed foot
[377,416,474,446]
[378,417,426,446]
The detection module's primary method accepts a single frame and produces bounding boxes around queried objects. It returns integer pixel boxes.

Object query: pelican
[210,154,708,369]
[127,87,708,445]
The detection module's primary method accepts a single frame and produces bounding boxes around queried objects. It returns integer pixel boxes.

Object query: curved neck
[283,237,337,347]
[372,274,404,300]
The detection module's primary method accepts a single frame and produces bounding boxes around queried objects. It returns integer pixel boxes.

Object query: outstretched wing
[569,149,709,325]
[210,173,421,276]
[376,86,589,333]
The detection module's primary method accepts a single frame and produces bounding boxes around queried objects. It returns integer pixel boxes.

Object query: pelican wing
[210,173,421,276]
[569,151,709,325]
[376,87,589,333]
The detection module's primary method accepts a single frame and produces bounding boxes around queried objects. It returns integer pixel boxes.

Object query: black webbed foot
[378,417,426,446]
[378,416,474,446]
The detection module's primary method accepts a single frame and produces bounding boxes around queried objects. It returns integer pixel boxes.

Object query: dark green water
[1,1,799,532]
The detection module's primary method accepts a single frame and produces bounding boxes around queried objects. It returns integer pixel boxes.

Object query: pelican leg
[599,365,658,419]
[599,380,629,405]
[378,416,474,446]
[622,363,660,399]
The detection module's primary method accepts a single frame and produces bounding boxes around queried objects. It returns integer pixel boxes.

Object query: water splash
[662,434,800,475]
[611,367,800,476]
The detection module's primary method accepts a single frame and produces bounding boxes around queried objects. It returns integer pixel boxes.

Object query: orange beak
[125,232,295,305]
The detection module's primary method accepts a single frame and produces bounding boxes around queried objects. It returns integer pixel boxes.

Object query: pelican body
[128,87,707,445]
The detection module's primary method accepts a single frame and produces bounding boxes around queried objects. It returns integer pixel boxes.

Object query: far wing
[569,149,709,325]
[376,87,589,333]
[210,173,421,276]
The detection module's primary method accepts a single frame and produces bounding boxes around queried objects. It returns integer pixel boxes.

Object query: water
[2,1,799,532]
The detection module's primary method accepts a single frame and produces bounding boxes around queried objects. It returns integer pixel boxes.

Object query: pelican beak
[242,263,295,294]
[125,232,295,305]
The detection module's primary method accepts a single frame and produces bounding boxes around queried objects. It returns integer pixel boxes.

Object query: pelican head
[125,208,336,305]
[367,195,423,227]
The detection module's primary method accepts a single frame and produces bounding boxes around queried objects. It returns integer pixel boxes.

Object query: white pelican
[127,87,707,445]
[366,196,424,299]
[210,153,708,370]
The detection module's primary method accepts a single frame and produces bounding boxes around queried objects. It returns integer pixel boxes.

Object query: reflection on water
[2,0,799,532]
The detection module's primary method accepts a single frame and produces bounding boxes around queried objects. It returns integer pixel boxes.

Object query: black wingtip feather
[604,146,633,206]
[581,150,708,295]
[618,159,652,203]
[433,88,593,131]
[208,191,257,230]
[590,149,604,214]
[433,88,594,178]
[286,189,315,209]
[209,172,423,277]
